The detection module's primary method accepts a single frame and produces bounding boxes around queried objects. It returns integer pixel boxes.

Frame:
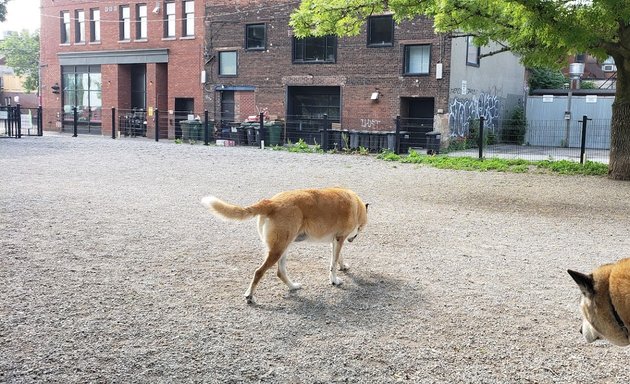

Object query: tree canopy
[0,0,9,22]
[290,0,630,180]
[0,30,40,93]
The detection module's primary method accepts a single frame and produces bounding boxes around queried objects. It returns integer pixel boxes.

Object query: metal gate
[0,105,43,138]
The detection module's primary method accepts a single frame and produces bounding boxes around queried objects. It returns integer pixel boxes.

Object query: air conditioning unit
[602,64,616,72]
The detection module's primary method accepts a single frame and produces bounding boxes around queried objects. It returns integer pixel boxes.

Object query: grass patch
[395,150,607,176]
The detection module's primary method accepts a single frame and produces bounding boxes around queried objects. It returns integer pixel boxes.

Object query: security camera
[152,6,161,14]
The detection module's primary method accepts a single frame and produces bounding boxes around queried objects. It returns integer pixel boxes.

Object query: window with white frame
[183,1,194,37]
[466,36,480,66]
[60,11,70,44]
[219,51,237,76]
[136,4,147,40]
[164,2,175,38]
[90,9,100,42]
[75,10,85,43]
[119,5,131,40]
[404,44,431,75]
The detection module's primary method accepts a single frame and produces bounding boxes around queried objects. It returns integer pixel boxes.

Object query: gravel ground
[2,134,630,383]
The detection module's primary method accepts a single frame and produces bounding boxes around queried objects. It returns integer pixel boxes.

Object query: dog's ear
[365,203,369,211]
[568,269,595,297]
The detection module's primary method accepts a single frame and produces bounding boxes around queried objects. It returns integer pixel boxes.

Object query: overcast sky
[1,0,40,33]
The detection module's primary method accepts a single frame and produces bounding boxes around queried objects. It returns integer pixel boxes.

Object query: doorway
[401,97,434,149]
[174,98,194,139]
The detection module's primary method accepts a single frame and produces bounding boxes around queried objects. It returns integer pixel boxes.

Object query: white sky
[1,0,41,33]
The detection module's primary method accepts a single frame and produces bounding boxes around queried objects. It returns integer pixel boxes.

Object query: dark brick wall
[204,1,451,131]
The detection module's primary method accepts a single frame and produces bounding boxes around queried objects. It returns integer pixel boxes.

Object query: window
[75,10,85,43]
[62,65,102,131]
[164,2,175,38]
[183,1,194,37]
[120,5,131,40]
[404,44,431,75]
[136,4,147,40]
[367,15,393,47]
[218,51,237,76]
[245,24,266,50]
[60,11,70,44]
[466,36,480,66]
[293,36,337,63]
[90,9,100,42]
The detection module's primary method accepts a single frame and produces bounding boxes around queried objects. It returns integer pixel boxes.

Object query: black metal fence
[44,107,612,164]
[446,115,610,164]
[0,105,43,138]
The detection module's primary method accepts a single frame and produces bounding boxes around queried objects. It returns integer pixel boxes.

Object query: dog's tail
[201,195,273,221]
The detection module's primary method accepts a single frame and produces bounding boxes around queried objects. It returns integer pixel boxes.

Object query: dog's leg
[277,253,301,291]
[329,236,345,286]
[337,252,350,271]
[244,250,283,304]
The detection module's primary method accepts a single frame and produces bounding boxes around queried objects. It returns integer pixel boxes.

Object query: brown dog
[568,258,630,346]
[201,187,368,304]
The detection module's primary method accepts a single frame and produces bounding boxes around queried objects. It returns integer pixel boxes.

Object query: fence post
[204,110,209,145]
[395,116,401,155]
[38,106,43,136]
[580,115,591,164]
[259,112,265,149]
[478,116,485,159]
[111,107,116,139]
[154,109,159,142]
[72,106,78,137]
[322,113,329,150]
[16,104,22,139]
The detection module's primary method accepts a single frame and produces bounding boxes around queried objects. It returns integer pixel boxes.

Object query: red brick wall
[40,0,206,136]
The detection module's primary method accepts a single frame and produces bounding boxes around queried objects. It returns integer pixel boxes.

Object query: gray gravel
[2,134,630,383]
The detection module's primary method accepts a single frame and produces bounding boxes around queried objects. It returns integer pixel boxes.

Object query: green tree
[528,68,567,92]
[0,30,40,93]
[290,1,630,180]
[0,0,9,22]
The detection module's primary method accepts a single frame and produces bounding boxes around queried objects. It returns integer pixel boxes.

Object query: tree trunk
[609,58,630,180]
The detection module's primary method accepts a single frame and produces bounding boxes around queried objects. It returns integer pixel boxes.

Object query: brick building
[204,0,453,147]
[40,0,206,138]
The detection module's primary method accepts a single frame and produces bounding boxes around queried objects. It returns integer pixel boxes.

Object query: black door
[401,97,434,150]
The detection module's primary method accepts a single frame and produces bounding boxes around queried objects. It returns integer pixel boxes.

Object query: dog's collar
[610,294,629,339]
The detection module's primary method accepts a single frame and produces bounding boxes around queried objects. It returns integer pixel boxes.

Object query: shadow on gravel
[255,270,421,324]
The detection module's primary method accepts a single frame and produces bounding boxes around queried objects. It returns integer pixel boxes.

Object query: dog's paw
[288,282,302,291]
[339,263,350,271]
[245,295,256,305]
[330,277,344,286]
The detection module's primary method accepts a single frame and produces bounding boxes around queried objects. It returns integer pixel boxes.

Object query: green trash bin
[181,120,202,141]
[265,122,282,146]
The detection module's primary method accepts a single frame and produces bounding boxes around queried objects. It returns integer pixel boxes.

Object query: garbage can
[244,125,256,146]
[181,120,202,141]
[426,131,441,155]
[266,122,282,146]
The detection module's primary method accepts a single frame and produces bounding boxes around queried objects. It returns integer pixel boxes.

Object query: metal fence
[42,108,612,164]
[447,116,610,164]
[0,105,43,138]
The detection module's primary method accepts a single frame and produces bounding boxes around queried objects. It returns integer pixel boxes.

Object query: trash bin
[266,122,282,146]
[426,131,441,155]
[245,125,256,146]
[386,132,397,151]
[181,120,202,141]
[398,131,410,154]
